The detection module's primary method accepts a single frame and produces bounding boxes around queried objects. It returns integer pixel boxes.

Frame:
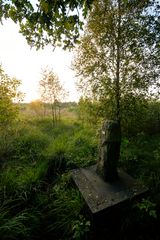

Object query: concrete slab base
[71,165,148,216]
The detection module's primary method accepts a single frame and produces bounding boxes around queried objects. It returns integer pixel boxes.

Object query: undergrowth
[0,116,159,239]
[0,118,94,239]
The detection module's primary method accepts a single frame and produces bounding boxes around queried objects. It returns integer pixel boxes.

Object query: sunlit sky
[0,19,80,102]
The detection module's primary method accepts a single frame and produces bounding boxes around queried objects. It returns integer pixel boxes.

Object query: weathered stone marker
[96,120,121,182]
[71,119,148,221]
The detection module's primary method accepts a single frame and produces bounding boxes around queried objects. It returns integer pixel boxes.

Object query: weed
[136,198,157,219]
[46,173,90,239]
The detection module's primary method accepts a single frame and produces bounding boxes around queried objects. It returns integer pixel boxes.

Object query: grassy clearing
[0,107,159,239]
[0,113,98,239]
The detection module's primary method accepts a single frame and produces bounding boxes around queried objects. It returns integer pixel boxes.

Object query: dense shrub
[120,134,160,193]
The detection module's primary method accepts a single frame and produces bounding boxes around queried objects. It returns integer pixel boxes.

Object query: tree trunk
[115,0,121,123]
[51,102,55,125]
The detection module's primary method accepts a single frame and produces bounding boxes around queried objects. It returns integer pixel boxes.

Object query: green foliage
[0,161,48,201]
[0,0,94,49]
[0,105,159,240]
[144,100,160,135]
[0,66,23,167]
[0,116,96,239]
[0,125,18,166]
[120,199,158,240]
[0,65,22,129]
[120,95,149,136]
[25,117,55,136]
[12,127,50,163]
[0,117,51,167]
[77,96,160,138]
[39,67,68,124]
[78,97,103,125]
[46,173,90,239]
[72,215,90,240]
[141,143,160,193]
[136,199,157,219]
[66,126,98,168]
[0,167,18,199]
[40,122,98,182]
[120,134,160,194]
[43,135,68,182]
[0,207,30,240]
[73,0,160,123]
[15,162,47,199]
[0,199,42,240]
[121,98,160,136]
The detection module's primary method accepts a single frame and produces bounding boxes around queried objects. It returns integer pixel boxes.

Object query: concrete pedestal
[71,165,148,218]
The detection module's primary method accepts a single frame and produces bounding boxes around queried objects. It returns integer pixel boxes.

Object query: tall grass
[0,112,159,239]
[44,173,90,240]
[0,116,97,239]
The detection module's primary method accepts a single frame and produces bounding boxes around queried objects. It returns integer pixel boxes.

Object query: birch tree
[73,0,160,125]
[39,67,67,123]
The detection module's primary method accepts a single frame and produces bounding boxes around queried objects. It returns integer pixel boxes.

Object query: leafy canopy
[73,0,160,121]
[39,67,67,123]
[39,67,66,103]
[0,0,94,49]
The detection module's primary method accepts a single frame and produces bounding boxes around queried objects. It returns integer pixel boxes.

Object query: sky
[0,19,80,103]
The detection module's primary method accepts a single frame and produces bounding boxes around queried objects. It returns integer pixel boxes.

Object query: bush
[140,143,160,193]
[120,134,160,196]
[0,125,19,166]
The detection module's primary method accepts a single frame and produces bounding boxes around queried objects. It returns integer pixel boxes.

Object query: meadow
[0,102,160,240]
